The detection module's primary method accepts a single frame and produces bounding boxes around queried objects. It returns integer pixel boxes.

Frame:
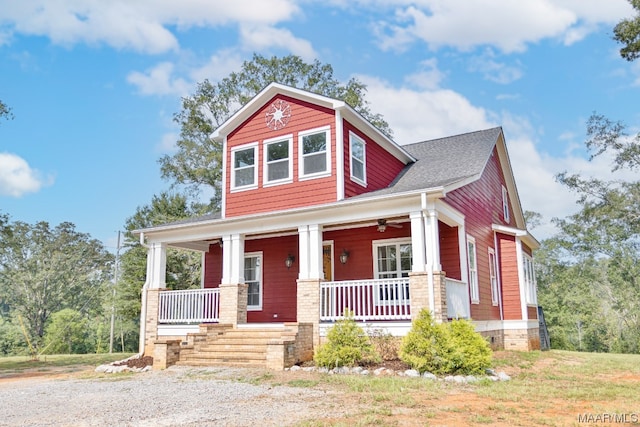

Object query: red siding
[324,224,410,281]
[444,147,509,321]
[342,121,405,198]
[439,221,461,280]
[527,306,538,320]
[497,233,522,320]
[246,235,299,322]
[204,244,223,289]
[225,95,338,217]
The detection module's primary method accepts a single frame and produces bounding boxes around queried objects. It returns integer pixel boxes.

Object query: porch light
[285,254,295,269]
[339,249,350,264]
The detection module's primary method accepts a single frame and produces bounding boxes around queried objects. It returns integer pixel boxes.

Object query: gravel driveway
[0,366,347,427]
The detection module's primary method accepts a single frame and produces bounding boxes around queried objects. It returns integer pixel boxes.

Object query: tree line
[0,1,639,355]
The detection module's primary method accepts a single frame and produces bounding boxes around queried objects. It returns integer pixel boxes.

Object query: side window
[502,185,510,223]
[488,247,499,305]
[231,143,258,191]
[523,254,537,305]
[245,252,262,310]
[264,135,293,186]
[349,132,366,186]
[467,236,479,304]
[299,126,330,179]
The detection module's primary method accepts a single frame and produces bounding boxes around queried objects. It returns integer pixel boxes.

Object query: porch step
[175,325,298,369]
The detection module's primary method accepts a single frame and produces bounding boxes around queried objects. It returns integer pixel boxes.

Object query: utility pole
[109,231,122,353]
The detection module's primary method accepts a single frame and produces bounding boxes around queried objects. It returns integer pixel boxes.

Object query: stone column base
[297,279,321,347]
[218,283,248,326]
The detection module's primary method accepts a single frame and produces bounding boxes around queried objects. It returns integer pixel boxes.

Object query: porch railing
[445,278,470,319]
[320,278,412,322]
[158,288,220,324]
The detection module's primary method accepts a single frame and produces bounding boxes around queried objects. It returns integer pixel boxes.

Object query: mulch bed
[113,356,154,368]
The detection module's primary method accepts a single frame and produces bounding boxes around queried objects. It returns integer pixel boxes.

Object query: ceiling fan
[377,219,402,232]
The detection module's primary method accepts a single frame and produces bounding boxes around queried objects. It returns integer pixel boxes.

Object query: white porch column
[146,242,167,289]
[140,242,167,355]
[297,224,322,346]
[410,211,427,272]
[424,208,441,272]
[298,225,323,280]
[220,233,247,325]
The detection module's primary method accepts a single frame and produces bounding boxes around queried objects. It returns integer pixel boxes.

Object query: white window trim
[245,251,263,311]
[502,185,510,223]
[263,134,293,187]
[488,247,499,306]
[523,253,537,305]
[298,125,331,180]
[467,235,479,304]
[349,131,367,187]
[372,238,412,306]
[230,142,258,192]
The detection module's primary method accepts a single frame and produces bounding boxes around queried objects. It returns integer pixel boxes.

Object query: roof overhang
[492,224,540,250]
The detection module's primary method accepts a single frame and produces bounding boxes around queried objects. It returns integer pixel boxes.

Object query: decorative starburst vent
[265,99,291,130]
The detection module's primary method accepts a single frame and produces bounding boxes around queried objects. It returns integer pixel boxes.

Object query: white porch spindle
[158,288,220,323]
[320,278,411,321]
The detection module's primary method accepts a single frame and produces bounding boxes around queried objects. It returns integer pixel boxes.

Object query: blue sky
[0,0,638,252]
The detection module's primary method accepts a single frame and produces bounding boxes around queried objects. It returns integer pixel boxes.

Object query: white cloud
[0,0,301,53]
[238,25,317,60]
[372,0,633,53]
[360,75,495,144]
[0,152,51,197]
[468,49,523,84]
[359,76,640,240]
[157,132,179,153]
[404,58,446,90]
[127,62,191,96]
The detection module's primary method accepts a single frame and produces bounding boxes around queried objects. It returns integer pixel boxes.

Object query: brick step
[180,352,267,362]
[175,358,265,368]
[195,344,269,353]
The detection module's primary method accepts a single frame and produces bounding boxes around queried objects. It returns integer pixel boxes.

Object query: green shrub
[399,309,492,375]
[314,313,380,368]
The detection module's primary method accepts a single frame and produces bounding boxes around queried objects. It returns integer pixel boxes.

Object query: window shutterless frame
[298,126,331,180]
[349,131,367,187]
[263,134,293,186]
[230,142,258,191]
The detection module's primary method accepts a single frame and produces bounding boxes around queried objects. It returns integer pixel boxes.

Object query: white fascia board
[340,107,415,164]
[434,199,465,227]
[495,131,527,230]
[141,188,445,246]
[211,83,346,140]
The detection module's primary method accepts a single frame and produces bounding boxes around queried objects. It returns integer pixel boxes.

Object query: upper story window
[467,235,479,304]
[349,132,367,186]
[263,135,293,186]
[231,143,258,191]
[502,185,510,223]
[299,126,330,179]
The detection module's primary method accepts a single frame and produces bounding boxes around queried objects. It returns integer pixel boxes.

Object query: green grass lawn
[0,353,135,375]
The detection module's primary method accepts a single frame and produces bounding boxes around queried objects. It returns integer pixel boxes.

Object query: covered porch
[137,195,473,368]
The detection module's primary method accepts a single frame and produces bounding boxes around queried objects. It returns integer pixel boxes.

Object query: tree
[0,99,13,123]
[614,0,640,62]
[0,220,113,349]
[115,192,206,351]
[160,54,393,210]
[42,309,91,354]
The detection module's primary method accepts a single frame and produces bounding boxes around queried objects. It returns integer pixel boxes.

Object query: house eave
[134,186,446,244]
[492,224,540,250]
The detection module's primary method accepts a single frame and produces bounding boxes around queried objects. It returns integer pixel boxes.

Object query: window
[502,185,510,223]
[523,254,537,305]
[263,135,293,185]
[299,127,330,178]
[349,132,366,186]
[245,252,262,310]
[467,236,479,304]
[231,143,257,190]
[488,248,499,305]
[373,239,412,305]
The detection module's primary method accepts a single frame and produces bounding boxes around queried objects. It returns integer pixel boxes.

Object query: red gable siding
[225,95,338,217]
[342,121,405,198]
[444,147,510,321]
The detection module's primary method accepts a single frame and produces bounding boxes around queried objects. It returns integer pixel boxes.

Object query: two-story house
[134,82,540,370]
